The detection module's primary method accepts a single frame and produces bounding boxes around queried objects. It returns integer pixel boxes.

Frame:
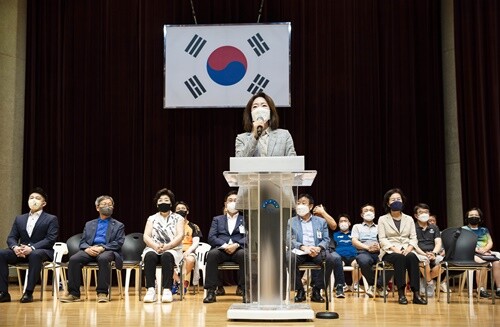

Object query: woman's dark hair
[153,188,175,206]
[174,201,190,212]
[242,92,280,132]
[382,188,406,213]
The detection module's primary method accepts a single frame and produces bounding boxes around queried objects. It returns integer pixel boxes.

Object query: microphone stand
[315,251,339,319]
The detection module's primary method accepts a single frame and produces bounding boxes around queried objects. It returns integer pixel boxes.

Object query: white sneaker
[143,287,157,303]
[440,281,452,293]
[162,289,173,303]
[352,282,363,292]
[365,285,375,298]
[426,281,436,297]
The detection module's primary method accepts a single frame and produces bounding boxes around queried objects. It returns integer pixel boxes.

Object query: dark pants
[0,249,50,292]
[289,250,334,291]
[67,250,115,296]
[204,248,246,290]
[143,251,174,289]
[356,251,389,286]
[382,252,420,293]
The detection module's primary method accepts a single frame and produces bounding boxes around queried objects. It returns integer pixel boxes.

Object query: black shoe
[311,288,325,303]
[335,284,345,298]
[294,288,306,302]
[215,286,225,296]
[203,289,217,303]
[479,290,491,298]
[413,293,427,305]
[20,293,33,303]
[398,295,408,305]
[235,285,243,296]
[0,292,11,303]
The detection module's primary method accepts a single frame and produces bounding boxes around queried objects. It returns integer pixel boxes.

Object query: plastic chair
[194,242,211,293]
[122,233,146,295]
[436,227,495,304]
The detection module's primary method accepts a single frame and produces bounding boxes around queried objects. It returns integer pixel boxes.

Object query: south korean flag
[163,23,291,108]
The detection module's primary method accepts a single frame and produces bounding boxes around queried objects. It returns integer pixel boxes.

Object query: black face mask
[467,216,480,225]
[176,210,188,217]
[157,203,171,213]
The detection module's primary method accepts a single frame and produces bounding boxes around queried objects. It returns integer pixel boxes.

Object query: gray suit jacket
[235,128,296,157]
[286,215,330,251]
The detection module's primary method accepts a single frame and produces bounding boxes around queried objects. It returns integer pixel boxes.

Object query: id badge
[239,225,245,234]
[316,229,322,239]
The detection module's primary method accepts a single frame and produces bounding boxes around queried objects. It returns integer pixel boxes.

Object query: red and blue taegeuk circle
[206,46,247,86]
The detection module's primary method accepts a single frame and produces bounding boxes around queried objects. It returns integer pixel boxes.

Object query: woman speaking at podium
[235,92,296,157]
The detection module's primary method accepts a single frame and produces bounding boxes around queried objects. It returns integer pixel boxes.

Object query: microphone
[256,116,264,137]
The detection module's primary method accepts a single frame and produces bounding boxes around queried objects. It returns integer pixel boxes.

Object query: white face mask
[296,204,310,217]
[226,201,237,214]
[28,199,42,211]
[417,213,430,223]
[251,108,271,123]
[339,222,349,231]
[363,212,375,221]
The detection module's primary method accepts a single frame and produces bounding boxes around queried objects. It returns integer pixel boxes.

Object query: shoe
[365,286,375,298]
[343,283,350,292]
[419,278,426,296]
[426,281,436,298]
[0,292,11,303]
[311,288,325,303]
[162,289,173,303]
[440,281,451,293]
[235,285,244,296]
[171,282,179,295]
[143,287,157,303]
[20,292,33,303]
[59,293,81,303]
[352,282,362,293]
[479,289,491,298]
[377,287,388,297]
[215,286,225,296]
[97,293,109,303]
[294,288,306,302]
[203,289,217,303]
[335,284,345,298]
[413,293,427,305]
[398,295,408,304]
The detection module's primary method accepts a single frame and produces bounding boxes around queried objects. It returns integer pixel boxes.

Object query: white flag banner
[163,23,291,108]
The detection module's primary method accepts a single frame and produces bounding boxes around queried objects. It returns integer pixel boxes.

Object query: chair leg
[125,268,132,295]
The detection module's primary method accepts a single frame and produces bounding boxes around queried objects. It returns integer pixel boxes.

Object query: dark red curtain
[24,0,446,242]
[455,0,500,244]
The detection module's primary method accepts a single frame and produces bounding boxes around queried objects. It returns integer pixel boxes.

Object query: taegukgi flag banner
[163,23,291,108]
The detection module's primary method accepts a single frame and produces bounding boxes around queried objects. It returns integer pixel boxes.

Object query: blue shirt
[93,218,110,245]
[333,230,357,258]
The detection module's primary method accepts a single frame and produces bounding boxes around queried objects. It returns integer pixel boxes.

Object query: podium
[223,156,317,321]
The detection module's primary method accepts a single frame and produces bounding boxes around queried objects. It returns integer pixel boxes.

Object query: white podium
[223,156,317,321]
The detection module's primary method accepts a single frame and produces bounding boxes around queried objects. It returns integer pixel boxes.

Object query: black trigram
[247,33,270,56]
[247,74,269,94]
[184,75,206,99]
[185,34,207,58]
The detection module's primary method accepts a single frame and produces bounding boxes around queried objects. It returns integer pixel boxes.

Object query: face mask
[363,212,375,221]
[251,108,271,123]
[467,216,480,226]
[226,201,237,213]
[157,203,171,213]
[176,210,187,217]
[389,200,404,211]
[339,222,349,231]
[28,199,42,211]
[296,204,310,217]
[99,206,113,216]
[417,213,430,223]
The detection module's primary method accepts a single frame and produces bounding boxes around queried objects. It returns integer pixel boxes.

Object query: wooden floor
[2,285,499,326]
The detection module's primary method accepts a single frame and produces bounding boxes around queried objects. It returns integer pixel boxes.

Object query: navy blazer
[207,214,246,248]
[6,211,59,259]
[80,217,125,269]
